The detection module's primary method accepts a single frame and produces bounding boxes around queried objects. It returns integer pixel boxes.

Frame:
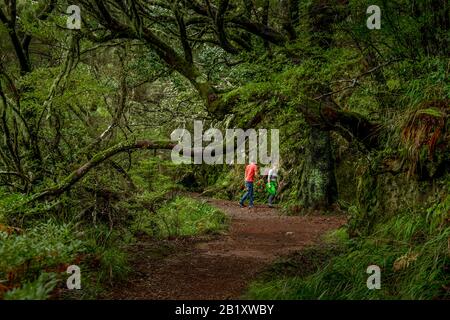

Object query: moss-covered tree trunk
[300,126,338,209]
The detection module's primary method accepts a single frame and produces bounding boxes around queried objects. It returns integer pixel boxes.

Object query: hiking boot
[239,202,245,208]
[248,205,254,209]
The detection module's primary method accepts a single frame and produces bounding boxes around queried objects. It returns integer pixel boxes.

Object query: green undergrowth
[0,156,227,299]
[0,217,135,299]
[0,195,228,299]
[246,194,450,300]
[131,196,229,238]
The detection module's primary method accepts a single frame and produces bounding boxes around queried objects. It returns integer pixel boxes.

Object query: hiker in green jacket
[267,164,278,208]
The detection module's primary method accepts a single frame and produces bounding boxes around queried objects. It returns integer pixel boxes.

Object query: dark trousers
[268,194,275,205]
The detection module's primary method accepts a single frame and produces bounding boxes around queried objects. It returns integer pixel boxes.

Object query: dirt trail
[104,198,346,300]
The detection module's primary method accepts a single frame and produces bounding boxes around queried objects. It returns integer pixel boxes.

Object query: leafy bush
[0,221,82,280]
[3,273,58,300]
[132,196,228,238]
[0,220,83,299]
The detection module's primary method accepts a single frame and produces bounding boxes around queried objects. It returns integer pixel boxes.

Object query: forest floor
[102,197,346,299]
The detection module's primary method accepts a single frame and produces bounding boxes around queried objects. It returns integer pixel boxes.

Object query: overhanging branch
[32,139,175,201]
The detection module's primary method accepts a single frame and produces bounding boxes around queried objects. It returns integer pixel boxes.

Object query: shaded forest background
[0,0,449,299]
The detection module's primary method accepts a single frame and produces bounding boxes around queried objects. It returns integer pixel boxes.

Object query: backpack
[266,181,276,195]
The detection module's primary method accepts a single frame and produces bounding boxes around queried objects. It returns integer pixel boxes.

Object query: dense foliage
[0,0,448,299]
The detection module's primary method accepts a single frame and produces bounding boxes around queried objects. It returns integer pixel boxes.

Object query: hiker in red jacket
[239,161,258,208]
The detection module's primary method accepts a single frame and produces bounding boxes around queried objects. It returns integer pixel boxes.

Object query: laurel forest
[0,0,448,300]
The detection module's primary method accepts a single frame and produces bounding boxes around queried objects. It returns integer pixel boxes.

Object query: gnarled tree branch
[33,139,175,201]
